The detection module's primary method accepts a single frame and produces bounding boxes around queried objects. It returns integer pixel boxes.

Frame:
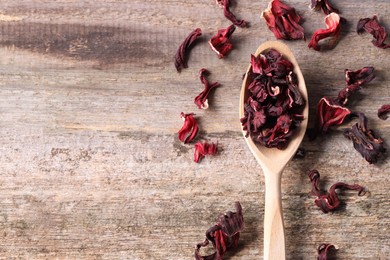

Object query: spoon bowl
[239,41,308,260]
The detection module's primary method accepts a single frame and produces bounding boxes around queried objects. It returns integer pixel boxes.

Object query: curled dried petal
[220,0,248,28]
[337,66,375,105]
[194,69,221,109]
[194,141,218,163]
[195,202,244,260]
[308,169,366,213]
[310,0,339,15]
[378,104,390,120]
[317,243,338,260]
[357,15,390,49]
[178,112,199,143]
[262,0,305,40]
[308,12,341,51]
[174,28,202,72]
[343,113,385,164]
[209,24,236,58]
[314,97,351,135]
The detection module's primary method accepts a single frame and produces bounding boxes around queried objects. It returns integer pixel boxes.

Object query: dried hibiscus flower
[357,15,390,49]
[313,66,375,136]
[195,202,244,260]
[308,12,341,51]
[194,141,218,163]
[308,169,366,213]
[343,113,385,164]
[317,243,338,260]
[338,66,376,105]
[310,0,339,15]
[378,104,390,120]
[262,0,305,40]
[216,0,248,28]
[175,28,202,72]
[178,112,199,144]
[194,68,221,109]
[209,24,236,58]
[240,48,305,149]
[314,97,351,135]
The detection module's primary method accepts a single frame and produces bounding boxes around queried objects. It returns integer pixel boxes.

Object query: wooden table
[0,1,389,259]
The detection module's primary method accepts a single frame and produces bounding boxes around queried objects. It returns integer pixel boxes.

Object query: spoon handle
[263,169,285,260]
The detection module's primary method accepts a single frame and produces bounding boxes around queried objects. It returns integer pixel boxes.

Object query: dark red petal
[336,66,375,105]
[174,28,202,72]
[178,112,199,143]
[222,0,248,27]
[314,97,351,135]
[343,113,385,164]
[308,12,341,51]
[195,202,244,259]
[317,243,337,260]
[308,170,366,213]
[194,69,221,109]
[378,104,390,120]
[209,24,236,58]
[310,0,340,16]
[357,15,390,49]
[262,0,305,40]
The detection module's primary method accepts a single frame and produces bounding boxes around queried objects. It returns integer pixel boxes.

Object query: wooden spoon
[239,41,308,260]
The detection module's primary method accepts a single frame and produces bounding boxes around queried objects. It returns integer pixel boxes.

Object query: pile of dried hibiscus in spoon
[240,48,305,149]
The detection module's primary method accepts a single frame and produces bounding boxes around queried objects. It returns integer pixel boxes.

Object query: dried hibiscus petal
[317,243,338,260]
[310,0,339,15]
[314,97,351,135]
[308,169,366,213]
[216,0,248,28]
[378,104,390,120]
[337,66,375,105]
[195,202,244,260]
[178,112,199,144]
[241,48,305,149]
[194,69,221,109]
[209,24,236,58]
[357,15,390,49]
[313,66,375,136]
[308,12,341,51]
[194,141,218,163]
[262,0,305,40]
[343,113,385,164]
[175,28,202,72]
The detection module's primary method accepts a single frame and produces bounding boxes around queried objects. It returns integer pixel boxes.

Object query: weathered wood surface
[0,1,389,259]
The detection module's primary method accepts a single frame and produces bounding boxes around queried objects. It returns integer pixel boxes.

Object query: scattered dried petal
[178,112,199,143]
[314,97,351,135]
[343,113,385,164]
[308,12,341,51]
[357,15,390,49]
[337,66,375,105]
[174,28,202,72]
[317,243,337,260]
[308,169,366,213]
[194,141,218,163]
[310,0,339,15]
[218,0,248,27]
[209,24,236,58]
[194,69,221,109]
[262,0,305,40]
[195,202,244,260]
[378,104,390,120]
[313,66,375,137]
[241,48,305,149]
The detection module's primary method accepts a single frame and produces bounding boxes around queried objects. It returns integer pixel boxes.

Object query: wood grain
[0,0,389,259]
